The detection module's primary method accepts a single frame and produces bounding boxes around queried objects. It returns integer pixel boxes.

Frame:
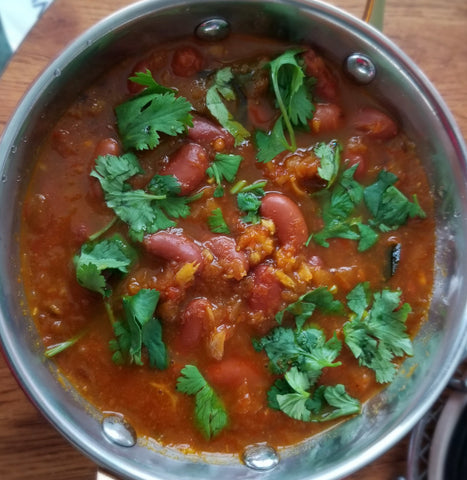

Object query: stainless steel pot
[1,1,467,479]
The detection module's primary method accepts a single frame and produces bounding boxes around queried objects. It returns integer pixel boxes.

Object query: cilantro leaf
[306,384,361,421]
[254,326,342,376]
[275,286,344,329]
[310,165,377,251]
[206,67,250,145]
[110,288,168,369]
[147,174,191,219]
[91,154,191,241]
[314,140,341,188]
[74,234,137,297]
[176,365,229,439]
[208,208,230,234]
[260,49,314,158]
[236,183,265,224]
[268,369,360,422]
[206,153,243,197]
[269,49,314,130]
[127,70,176,95]
[255,118,289,163]
[115,73,193,151]
[91,152,143,191]
[343,284,413,383]
[364,170,426,231]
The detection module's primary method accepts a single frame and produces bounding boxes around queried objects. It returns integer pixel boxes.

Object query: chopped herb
[109,288,168,369]
[116,72,193,151]
[206,153,243,197]
[256,49,314,162]
[310,166,425,252]
[208,208,230,234]
[176,365,229,439]
[127,69,176,95]
[206,67,250,145]
[45,330,87,358]
[91,154,191,241]
[255,325,359,422]
[254,325,342,376]
[255,118,289,163]
[343,282,413,383]
[269,371,360,422]
[275,286,345,329]
[74,234,137,297]
[236,181,266,224]
[314,140,341,188]
[364,170,426,231]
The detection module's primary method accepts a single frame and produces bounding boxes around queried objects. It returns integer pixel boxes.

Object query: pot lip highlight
[1,1,467,480]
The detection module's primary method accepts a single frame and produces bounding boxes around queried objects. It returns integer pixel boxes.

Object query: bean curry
[20,34,435,455]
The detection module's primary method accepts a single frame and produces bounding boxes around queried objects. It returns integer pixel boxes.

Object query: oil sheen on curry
[20,34,435,455]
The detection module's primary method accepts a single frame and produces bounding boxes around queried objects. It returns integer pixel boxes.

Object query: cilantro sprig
[254,325,360,422]
[256,49,314,162]
[343,282,413,383]
[206,67,250,145]
[176,365,229,439]
[315,140,341,188]
[206,153,243,197]
[236,181,266,224]
[109,288,168,369]
[275,286,344,329]
[254,326,343,376]
[269,372,361,422]
[364,170,426,231]
[255,281,414,421]
[116,71,193,151]
[311,165,425,251]
[74,234,137,297]
[91,153,191,241]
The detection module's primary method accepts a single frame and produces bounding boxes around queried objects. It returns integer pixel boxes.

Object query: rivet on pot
[101,414,137,447]
[242,443,279,471]
[195,18,230,41]
[345,53,376,84]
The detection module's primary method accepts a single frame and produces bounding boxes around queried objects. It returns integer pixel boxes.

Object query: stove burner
[405,359,467,480]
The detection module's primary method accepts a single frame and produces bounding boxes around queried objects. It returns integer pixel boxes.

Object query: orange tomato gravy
[20,34,435,454]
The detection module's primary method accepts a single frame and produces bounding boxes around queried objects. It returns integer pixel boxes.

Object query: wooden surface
[0,0,466,479]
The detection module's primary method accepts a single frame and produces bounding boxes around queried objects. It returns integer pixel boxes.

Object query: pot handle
[363,0,386,30]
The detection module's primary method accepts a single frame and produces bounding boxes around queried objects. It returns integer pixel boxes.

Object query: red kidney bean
[171,46,204,77]
[51,129,77,157]
[205,357,267,389]
[143,231,204,269]
[247,97,276,130]
[204,235,249,280]
[177,297,211,350]
[187,116,235,150]
[23,193,52,233]
[260,192,309,250]
[161,142,208,195]
[302,49,339,102]
[93,137,121,158]
[342,136,368,181]
[310,103,343,133]
[352,107,398,140]
[248,264,283,314]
